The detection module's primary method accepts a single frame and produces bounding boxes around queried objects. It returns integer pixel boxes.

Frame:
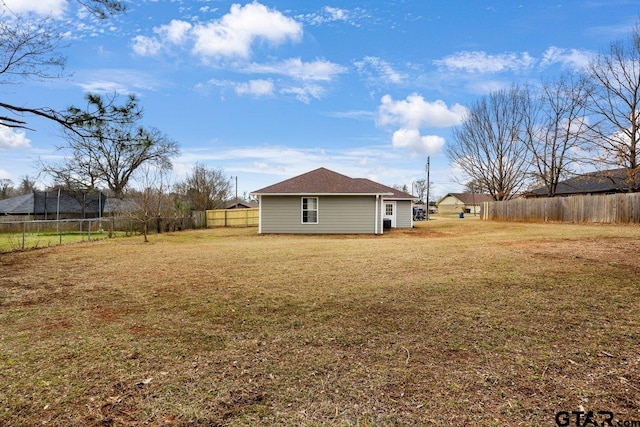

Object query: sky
[1,0,640,200]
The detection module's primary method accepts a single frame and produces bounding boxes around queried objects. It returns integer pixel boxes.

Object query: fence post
[22,221,25,250]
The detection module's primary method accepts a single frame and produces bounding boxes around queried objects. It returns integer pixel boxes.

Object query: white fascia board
[253,192,395,197]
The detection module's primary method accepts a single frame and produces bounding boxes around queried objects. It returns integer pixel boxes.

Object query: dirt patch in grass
[1,220,639,426]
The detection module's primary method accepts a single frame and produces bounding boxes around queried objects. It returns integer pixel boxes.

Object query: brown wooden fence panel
[206,208,259,227]
[482,193,640,223]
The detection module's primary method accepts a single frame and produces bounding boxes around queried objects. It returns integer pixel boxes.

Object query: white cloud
[392,129,444,155]
[324,7,348,22]
[3,0,67,18]
[0,127,31,149]
[77,80,130,93]
[325,110,376,121]
[377,93,467,128]
[155,19,192,45]
[303,6,349,25]
[132,2,302,62]
[74,69,159,94]
[245,58,347,81]
[354,56,406,84]
[434,51,535,73]
[132,20,191,57]
[540,46,594,70]
[235,79,274,96]
[281,83,325,103]
[376,94,464,156]
[131,35,163,57]
[191,2,302,59]
[298,6,367,27]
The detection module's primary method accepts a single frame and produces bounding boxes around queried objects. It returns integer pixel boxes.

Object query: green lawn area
[0,231,112,253]
[1,219,639,426]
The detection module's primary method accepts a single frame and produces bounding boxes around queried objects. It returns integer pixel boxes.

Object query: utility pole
[426,156,430,221]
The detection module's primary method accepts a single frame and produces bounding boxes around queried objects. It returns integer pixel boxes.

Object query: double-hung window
[301,197,318,224]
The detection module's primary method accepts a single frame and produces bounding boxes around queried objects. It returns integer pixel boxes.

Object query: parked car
[413,206,427,221]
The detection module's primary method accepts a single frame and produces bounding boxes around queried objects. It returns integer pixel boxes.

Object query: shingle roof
[440,193,495,204]
[0,191,107,215]
[354,178,416,200]
[225,200,258,209]
[252,168,399,195]
[527,168,640,196]
[0,193,33,214]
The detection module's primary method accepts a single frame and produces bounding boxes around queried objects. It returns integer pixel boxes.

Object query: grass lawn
[0,231,114,253]
[1,218,639,426]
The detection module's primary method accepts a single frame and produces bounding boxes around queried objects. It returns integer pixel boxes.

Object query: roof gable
[439,193,495,204]
[252,168,396,195]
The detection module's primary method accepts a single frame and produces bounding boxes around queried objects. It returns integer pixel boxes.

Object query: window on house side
[385,203,393,216]
[302,197,318,224]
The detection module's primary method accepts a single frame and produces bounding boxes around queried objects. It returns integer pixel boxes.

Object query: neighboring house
[437,192,495,215]
[250,167,417,234]
[225,199,258,209]
[0,191,107,221]
[524,168,640,197]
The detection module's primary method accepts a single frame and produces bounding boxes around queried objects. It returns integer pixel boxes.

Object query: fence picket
[483,193,640,223]
[206,208,259,227]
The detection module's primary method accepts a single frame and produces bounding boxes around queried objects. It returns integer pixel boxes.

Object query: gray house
[0,190,107,221]
[251,168,416,234]
[525,168,640,197]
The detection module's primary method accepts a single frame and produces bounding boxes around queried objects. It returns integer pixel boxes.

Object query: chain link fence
[0,216,202,253]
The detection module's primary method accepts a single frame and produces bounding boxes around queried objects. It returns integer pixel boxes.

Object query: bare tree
[76,0,125,19]
[446,85,532,201]
[42,93,180,197]
[174,164,231,212]
[586,21,640,190]
[463,179,490,194]
[0,0,125,131]
[525,74,594,196]
[17,175,37,194]
[129,165,173,243]
[412,179,427,203]
[0,178,13,199]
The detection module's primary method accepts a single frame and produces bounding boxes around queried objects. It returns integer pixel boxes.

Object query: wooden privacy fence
[482,193,640,223]
[206,208,259,227]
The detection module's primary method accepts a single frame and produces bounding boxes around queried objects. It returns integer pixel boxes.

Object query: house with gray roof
[437,192,495,215]
[0,191,107,221]
[524,168,640,197]
[251,167,417,234]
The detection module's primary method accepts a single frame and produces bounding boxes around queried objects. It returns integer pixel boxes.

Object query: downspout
[375,194,379,235]
[257,195,262,234]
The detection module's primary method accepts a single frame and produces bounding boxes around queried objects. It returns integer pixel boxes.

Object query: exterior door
[384,201,396,228]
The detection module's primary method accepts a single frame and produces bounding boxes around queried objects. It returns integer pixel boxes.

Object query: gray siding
[260,195,378,234]
[394,200,413,228]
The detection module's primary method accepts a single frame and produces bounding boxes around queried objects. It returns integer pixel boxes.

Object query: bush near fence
[206,208,258,227]
[482,193,640,223]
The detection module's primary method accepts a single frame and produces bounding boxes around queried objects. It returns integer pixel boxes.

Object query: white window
[302,197,318,224]
[385,203,394,216]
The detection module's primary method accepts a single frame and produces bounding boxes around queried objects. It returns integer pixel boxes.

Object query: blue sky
[1,0,640,200]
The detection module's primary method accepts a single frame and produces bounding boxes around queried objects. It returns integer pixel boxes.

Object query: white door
[384,201,396,228]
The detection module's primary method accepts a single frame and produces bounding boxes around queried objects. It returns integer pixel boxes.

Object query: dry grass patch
[1,219,639,426]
